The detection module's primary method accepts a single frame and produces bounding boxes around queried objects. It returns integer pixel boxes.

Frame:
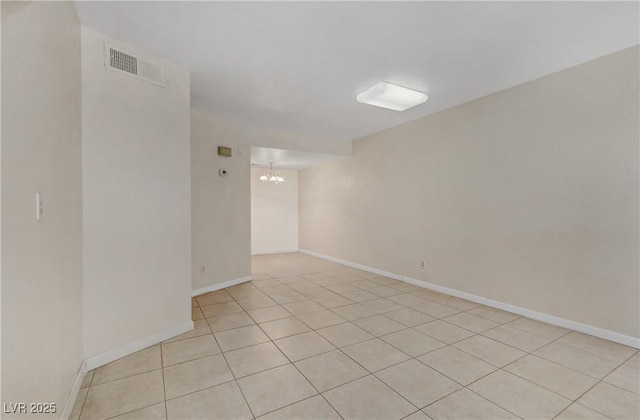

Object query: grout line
[160,341,169,419]
[600,373,640,395]
[161,378,239,403]
[74,371,95,420]
[75,387,89,420]
[211,334,257,419]
[103,401,167,420]
[552,403,613,420]
[459,388,524,419]
[401,410,424,420]
[252,394,344,419]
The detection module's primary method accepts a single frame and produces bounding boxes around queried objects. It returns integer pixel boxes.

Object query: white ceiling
[76,1,638,144]
[251,147,348,170]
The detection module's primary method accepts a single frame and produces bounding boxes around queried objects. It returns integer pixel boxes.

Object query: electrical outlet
[420,261,425,269]
[201,265,206,273]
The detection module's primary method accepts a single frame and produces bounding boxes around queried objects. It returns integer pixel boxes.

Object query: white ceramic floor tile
[403,410,432,420]
[258,396,341,420]
[554,403,611,420]
[342,338,411,372]
[163,354,234,399]
[111,403,167,420]
[166,381,252,420]
[207,312,255,333]
[246,305,292,323]
[577,382,640,420]
[533,341,621,378]
[469,370,571,419]
[92,346,161,385]
[504,354,598,400]
[414,320,475,344]
[161,334,220,366]
[237,364,317,417]
[343,289,379,302]
[466,306,520,324]
[354,314,407,336]
[196,291,234,306]
[297,310,346,329]
[384,308,435,327]
[422,388,518,420]
[323,375,416,420]
[557,331,637,363]
[506,318,570,340]
[412,302,461,318]
[453,335,526,367]
[200,301,243,318]
[603,363,640,394]
[224,342,290,378]
[214,325,270,352]
[361,298,405,314]
[418,346,497,386]
[274,331,336,361]
[442,312,499,333]
[295,350,368,392]
[376,359,460,408]
[331,303,379,321]
[482,324,550,352]
[387,293,429,307]
[316,322,374,348]
[282,300,326,315]
[259,316,311,340]
[163,319,212,344]
[80,370,165,420]
[380,328,445,357]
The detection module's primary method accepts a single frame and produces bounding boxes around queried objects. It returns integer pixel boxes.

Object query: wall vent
[104,43,166,87]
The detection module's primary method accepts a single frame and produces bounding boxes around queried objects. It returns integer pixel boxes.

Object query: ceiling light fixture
[259,161,285,184]
[356,81,428,111]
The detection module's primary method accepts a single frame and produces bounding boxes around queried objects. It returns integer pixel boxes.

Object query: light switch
[36,192,44,221]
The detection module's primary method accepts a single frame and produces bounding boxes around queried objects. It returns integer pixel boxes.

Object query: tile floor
[71,253,639,420]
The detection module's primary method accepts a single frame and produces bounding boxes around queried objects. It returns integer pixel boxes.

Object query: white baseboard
[252,249,299,256]
[60,361,87,420]
[85,321,194,371]
[192,275,252,297]
[300,249,403,281]
[299,249,640,349]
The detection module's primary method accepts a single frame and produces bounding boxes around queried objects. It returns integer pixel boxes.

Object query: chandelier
[259,162,285,184]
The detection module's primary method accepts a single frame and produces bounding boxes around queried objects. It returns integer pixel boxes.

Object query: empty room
[1,1,639,419]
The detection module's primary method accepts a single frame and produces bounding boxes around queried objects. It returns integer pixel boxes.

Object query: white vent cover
[104,43,166,87]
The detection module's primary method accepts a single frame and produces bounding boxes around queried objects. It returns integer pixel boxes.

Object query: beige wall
[82,27,192,360]
[1,1,83,415]
[300,46,640,339]
[251,168,299,255]
[191,110,251,292]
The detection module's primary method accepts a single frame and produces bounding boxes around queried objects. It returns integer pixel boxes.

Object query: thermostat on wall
[218,146,232,157]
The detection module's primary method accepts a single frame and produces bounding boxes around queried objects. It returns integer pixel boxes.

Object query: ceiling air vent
[104,43,166,87]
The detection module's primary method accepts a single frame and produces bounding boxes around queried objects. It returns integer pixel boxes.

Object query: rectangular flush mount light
[357,82,428,111]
